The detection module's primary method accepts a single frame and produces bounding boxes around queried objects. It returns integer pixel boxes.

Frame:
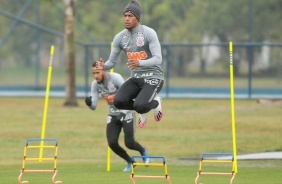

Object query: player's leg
[113,78,140,110]
[121,112,143,153]
[133,78,164,126]
[106,115,132,165]
[122,112,150,164]
[133,78,163,113]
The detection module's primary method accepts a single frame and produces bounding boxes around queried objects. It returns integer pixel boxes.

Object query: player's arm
[85,81,99,110]
[100,35,122,70]
[139,28,162,66]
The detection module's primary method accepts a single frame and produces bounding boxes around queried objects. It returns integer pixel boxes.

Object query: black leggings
[106,115,143,163]
[114,78,164,114]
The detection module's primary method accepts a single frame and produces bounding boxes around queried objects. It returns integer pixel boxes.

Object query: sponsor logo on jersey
[127,51,147,60]
[110,108,122,113]
[133,72,153,78]
[145,78,159,85]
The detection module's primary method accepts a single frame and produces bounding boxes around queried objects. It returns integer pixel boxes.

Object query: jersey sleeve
[89,80,99,110]
[139,28,162,66]
[111,72,125,88]
[104,34,122,70]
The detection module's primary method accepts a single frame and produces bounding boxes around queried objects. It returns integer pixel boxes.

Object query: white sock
[139,113,147,121]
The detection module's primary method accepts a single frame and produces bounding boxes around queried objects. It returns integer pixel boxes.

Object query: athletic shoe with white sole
[153,96,163,122]
[123,162,131,172]
[138,113,147,128]
[141,146,150,164]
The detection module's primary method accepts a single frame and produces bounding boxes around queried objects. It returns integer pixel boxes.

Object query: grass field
[1,97,282,183]
[1,66,281,87]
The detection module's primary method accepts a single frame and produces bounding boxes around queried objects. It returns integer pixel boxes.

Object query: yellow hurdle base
[18,169,62,184]
[130,175,171,184]
[195,171,235,184]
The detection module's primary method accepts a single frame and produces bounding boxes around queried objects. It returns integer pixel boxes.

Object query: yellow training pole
[107,42,114,172]
[107,146,111,172]
[39,45,55,161]
[229,42,238,173]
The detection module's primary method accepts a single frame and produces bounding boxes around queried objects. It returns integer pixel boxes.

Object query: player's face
[92,67,106,84]
[123,12,139,30]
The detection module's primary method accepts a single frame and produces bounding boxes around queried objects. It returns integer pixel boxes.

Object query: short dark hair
[92,60,103,67]
[92,61,97,67]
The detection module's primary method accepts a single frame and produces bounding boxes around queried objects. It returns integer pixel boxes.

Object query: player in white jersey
[85,61,149,172]
[97,0,163,128]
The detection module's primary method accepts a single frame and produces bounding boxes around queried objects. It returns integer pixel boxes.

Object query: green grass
[1,97,282,183]
[1,65,281,87]
[2,161,282,184]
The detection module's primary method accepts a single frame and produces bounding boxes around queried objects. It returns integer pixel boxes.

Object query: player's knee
[113,98,126,109]
[133,102,148,114]
[108,141,119,150]
[125,140,135,150]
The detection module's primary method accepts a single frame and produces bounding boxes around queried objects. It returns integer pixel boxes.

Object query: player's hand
[101,94,115,102]
[127,59,139,70]
[96,58,104,70]
[85,96,92,106]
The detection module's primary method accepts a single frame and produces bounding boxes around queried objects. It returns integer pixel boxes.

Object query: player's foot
[141,146,150,164]
[123,162,131,172]
[153,96,163,122]
[138,113,147,128]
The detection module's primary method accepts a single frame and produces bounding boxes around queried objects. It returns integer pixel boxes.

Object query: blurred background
[0,0,281,100]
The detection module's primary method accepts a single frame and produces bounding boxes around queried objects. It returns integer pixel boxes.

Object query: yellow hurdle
[130,156,171,184]
[18,138,62,184]
[194,152,235,184]
[195,42,238,184]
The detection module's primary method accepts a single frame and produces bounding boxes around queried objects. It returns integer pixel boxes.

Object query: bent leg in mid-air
[133,78,164,127]
[114,78,140,110]
[114,78,164,128]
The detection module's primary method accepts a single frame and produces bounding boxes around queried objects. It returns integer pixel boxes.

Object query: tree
[63,0,78,106]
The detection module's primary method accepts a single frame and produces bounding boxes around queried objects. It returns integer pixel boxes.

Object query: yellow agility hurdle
[130,156,171,184]
[18,138,62,184]
[194,152,235,184]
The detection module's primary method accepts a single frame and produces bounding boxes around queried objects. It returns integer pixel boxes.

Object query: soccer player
[85,61,149,172]
[96,0,164,128]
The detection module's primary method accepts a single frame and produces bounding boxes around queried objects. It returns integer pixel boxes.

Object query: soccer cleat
[141,146,150,164]
[123,162,132,172]
[138,113,147,128]
[153,96,163,122]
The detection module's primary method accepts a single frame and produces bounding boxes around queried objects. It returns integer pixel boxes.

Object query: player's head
[123,0,141,29]
[92,61,106,84]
